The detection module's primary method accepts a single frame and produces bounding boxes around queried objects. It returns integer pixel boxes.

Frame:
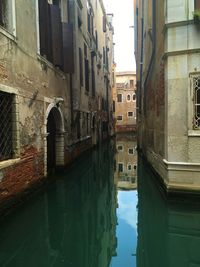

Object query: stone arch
[44,102,65,176]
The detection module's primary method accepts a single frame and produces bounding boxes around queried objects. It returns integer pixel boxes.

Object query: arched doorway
[45,105,65,175]
[47,109,56,172]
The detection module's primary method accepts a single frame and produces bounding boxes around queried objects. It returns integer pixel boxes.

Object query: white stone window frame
[117,115,123,121]
[118,162,124,173]
[0,0,16,38]
[117,144,124,151]
[188,73,200,136]
[0,85,20,169]
[127,94,131,102]
[128,147,134,155]
[127,111,134,118]
[117,93,123,103]
[127,163,132,171]
[132,93,136,101]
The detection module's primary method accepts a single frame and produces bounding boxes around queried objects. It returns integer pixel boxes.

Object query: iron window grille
[193,76,200,129]
[0,91,13,161]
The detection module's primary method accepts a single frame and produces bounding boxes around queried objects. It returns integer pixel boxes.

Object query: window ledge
[188,130,200,136]
[0,26,16,42]
[37,54,66,79]
[0,158,21,170]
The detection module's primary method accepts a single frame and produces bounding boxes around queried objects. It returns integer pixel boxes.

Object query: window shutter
[195,0,200,9]
[39,0,49,57]
[50,5,63,67]
[85,59,89,91]
[62,23,74,73]
[79,48,83,86]
[0,0,3,26]
[103,15,106,32]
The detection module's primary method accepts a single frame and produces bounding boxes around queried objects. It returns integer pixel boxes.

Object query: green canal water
[0,136,200,267]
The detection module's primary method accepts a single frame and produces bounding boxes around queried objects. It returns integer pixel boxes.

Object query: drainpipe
[67,0,74,128]
[143,0,156,116]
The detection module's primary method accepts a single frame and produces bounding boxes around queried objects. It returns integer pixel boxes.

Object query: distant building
[134,0,200,192]
[113,72,137,133]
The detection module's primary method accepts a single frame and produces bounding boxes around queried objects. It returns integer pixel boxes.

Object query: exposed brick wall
[0,146,44,212]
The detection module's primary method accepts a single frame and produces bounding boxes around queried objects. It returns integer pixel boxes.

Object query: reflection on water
[109,133,138,267]
[0,142,117,267]
[114,133,137,190]
[137,157,200,267]
[0,136,140,267]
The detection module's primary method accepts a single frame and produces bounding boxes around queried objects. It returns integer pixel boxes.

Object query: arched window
[127,94,131,102]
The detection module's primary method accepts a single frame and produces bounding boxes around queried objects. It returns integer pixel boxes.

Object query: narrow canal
[0,134,200,267]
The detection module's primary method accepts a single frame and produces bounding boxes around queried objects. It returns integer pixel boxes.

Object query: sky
[103,0,136,72]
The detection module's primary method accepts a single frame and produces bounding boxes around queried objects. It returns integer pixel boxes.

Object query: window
[117,115,123,121]
[128,148,134,155]
[79,48,83,86]
[113,101,115,112]
[117,145,124,151]
[84,44,89,92]
[133,165,137,170]
[128,112,134,117]
[117,94,123,102]
[103,15,107,32]
[130,79,134,88]
[0,91,13,161]
[127,94,131,102]
[133,94,136,101]
[0,0,15,34]
[118,163,124,172]
[127,164,132,171]
[193,75,200,128]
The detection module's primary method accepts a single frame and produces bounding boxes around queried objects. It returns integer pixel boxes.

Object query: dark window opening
[0,91,13,161]
[117,115,123,121]
[118,163,123,172]
[194,76,200,128]
[0,1,13,33]
[79,48,83,86]
[91,53,95,97]
[130,79,134,88]
[117,94,123,102]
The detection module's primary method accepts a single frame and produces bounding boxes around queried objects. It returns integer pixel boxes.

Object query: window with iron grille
[194,76,200,129]
[0,91,13,161]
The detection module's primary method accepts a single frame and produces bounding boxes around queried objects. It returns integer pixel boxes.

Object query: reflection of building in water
[137,157,200,267]
[0,143,117,267]
[115,134,137,190]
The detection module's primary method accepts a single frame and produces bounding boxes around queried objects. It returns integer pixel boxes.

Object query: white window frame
[127,163,132,171]
[117,115,123,121]
[128,148,134,155]
[127,94,131,102]
[127,111,134,117]
[188,73,200,136]
[117,144,124,151]
[0,0,16,37]
[118,162,124,172]
[132,93,136,101]
[117,93,123,103]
